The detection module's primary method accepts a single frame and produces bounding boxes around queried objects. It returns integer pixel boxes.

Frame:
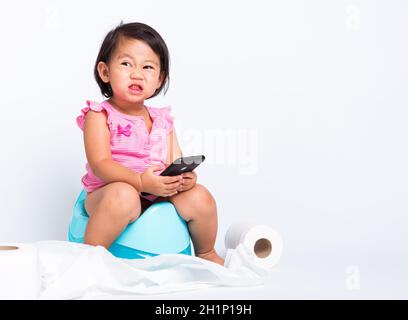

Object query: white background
[0,0,407,298]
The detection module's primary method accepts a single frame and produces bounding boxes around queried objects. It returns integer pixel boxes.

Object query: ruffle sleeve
[161,106,174,135]
[76,100,113,131]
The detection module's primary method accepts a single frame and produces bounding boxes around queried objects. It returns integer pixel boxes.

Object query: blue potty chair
[68,190,192,259]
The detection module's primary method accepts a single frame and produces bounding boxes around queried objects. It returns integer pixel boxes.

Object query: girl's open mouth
[128,84,143,94]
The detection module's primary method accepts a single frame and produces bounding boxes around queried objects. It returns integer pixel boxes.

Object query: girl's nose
[130,68,143,79]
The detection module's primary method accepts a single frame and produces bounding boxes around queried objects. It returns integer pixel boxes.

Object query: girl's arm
[166,128,182,165]
[83,110,143,192]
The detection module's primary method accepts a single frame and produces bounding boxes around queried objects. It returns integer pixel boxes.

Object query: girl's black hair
[94,22,170,99]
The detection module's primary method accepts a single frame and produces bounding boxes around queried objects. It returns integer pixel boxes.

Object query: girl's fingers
[164,185,184,196]
[182,180,189,186]
[164,177,185,191]
[165,180,182,190]
[161,177,192,195]
[165,181,183,189]
[163,186,180,195]
[163,176,182,184]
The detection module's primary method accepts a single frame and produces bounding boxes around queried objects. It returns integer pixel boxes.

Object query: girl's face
[97,37,163,109]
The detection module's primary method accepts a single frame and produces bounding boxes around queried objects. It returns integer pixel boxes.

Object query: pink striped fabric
[76,100,174,201]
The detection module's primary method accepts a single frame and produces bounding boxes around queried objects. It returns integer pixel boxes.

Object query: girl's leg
[169,184,224,266]
[84,182,142,249]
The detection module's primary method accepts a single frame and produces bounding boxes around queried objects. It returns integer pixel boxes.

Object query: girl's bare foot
[197,248,225,266]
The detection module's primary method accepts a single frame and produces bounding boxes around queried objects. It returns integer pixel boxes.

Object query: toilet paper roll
[225,223,283,268]
[0,244,41,299]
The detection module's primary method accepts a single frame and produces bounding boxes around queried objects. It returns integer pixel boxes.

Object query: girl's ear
[157,72,165,89]
[97,61,110,83]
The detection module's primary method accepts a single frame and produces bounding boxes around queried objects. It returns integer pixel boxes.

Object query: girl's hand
[140,165,183,197]
[178,171,197,192]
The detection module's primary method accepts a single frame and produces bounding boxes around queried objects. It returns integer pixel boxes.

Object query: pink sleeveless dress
[76,100,174,202]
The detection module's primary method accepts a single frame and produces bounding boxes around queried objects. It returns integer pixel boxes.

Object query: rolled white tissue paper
[224,223,283,268]
[0,244,41,299]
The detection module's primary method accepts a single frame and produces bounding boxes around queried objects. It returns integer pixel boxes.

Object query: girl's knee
[192,184,216,208]
[103,182,141,218]
[187,184,217,220]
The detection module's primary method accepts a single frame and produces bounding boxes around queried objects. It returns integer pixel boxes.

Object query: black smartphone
[160,155,205,176]
[141,155,205,196]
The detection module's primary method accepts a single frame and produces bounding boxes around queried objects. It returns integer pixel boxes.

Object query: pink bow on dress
[117,124,132,137]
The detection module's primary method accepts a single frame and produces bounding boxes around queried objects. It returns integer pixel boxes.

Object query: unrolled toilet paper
[0,244,41,299]
[224,223,283,268]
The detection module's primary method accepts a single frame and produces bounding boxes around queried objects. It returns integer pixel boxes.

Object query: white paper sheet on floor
[35,241,271,299]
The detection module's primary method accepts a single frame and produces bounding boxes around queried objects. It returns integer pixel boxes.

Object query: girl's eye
[121,62,131,67]
[144,65,154,69]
